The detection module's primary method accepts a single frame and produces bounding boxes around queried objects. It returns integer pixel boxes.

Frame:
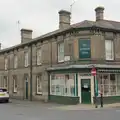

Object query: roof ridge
[103,19,120,23]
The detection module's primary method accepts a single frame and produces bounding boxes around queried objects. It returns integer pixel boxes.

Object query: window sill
[24,65,29,68]
[13,91,17,93]
[58,60,64,63]
[106,59,114,61]
[13,68,18,69]
[78,58,91,61]
[36,93,42,96]
[50,94,77,97]
[37,63,42,66]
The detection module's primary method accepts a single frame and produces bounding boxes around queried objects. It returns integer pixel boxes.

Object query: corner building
[0,6,120,104]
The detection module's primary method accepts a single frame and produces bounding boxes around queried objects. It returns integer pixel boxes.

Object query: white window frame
[3,76,8,89]
[13,77,17,93]
[37,48,42,65]
[105,40,114,60]
[24,52,29,67]
[14,55,18,69]
[50,74,76,97]
[36,75,42,94]
[98,74,120,97]
[58,42,64,63]
[4,58,8,70]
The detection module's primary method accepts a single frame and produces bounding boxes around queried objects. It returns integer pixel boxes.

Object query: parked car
[0,88,9,103]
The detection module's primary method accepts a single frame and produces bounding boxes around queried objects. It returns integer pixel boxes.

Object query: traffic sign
[91,68,96,76]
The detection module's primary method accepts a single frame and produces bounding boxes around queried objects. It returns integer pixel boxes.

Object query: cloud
[0,0,120,48]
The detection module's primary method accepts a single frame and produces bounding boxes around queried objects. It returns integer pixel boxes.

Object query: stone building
[0,6,120,104]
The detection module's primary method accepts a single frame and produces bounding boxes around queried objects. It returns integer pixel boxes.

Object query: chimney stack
[0,43,1,50]
[21,29,33,43]
[95,6,104,21]
[58,10,71,29]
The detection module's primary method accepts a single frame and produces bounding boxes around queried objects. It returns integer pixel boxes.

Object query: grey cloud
[0,0,120,48]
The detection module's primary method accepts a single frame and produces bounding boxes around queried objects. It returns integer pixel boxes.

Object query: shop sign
[79,40,91,58]
[91,68,96,76]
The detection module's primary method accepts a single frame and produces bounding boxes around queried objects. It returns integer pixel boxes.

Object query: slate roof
[26,20,120,41]
[1,19,120,53]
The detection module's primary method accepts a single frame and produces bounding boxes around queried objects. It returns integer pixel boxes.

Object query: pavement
[49,103,120,110]
[0,99,120,120]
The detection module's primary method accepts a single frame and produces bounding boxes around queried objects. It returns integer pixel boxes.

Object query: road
[0,100,120,120]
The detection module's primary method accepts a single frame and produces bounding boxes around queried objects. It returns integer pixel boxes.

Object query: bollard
[100,93,103,108]
[94,95,98,108]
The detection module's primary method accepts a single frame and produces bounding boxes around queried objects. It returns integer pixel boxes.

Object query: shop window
[98,74,120,96]
[50,74,76,97]
[110,74,115,80]
[117,75,120,95]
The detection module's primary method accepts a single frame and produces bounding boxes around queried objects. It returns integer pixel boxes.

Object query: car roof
[0,88,7,90]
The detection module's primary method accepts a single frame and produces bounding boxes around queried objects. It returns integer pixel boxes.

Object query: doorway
[81,79,91,104]
[25,76,28,99]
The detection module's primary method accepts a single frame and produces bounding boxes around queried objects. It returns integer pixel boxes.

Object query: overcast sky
[0,0,120,48]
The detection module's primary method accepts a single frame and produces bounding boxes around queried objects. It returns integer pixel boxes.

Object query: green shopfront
[49,73,79,104]
[47,65,120,105]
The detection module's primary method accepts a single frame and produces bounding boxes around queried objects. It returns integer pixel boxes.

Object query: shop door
[25,77,28,99]
[81,79,91,104]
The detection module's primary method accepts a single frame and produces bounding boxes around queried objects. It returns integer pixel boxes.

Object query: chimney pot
[95,6,104,21]
[0,43,1,50]
[21,29,33,43]
[58,10,71,29]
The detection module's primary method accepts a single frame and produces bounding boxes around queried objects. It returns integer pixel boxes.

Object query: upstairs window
[4,58,8,70]
[24,52,29,67]
[58,42,64,62]
[14,55,18,68]
[37,48,42,65]
[105,40,114,60]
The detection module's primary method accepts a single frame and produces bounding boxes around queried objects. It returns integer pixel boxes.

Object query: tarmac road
[0,100,120,120]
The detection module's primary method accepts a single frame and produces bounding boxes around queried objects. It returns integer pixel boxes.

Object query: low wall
[94,96,120,105]
[49,95,79,105]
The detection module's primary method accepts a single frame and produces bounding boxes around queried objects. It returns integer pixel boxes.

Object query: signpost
[91,67,98,108]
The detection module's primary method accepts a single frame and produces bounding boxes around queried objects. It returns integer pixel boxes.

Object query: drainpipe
[30,45,32,101]
[50,41,52,67]
[48,41,52,101]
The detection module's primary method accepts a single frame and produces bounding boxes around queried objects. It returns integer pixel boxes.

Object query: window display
[98,74,120,96]
[50,73,76,97]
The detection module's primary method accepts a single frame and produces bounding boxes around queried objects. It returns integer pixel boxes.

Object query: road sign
[91,68,96,76]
